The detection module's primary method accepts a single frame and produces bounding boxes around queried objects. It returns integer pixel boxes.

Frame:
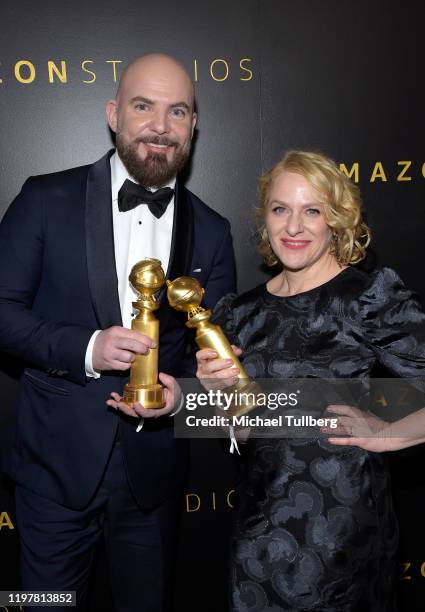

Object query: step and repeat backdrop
[0,1,424,610]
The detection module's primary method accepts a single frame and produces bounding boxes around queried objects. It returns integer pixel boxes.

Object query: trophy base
[123,383,165,409]
[225,379,262,418]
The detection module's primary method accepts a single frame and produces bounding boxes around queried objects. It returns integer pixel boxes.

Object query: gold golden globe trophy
[166,276,260,417]
[123,258,165,409]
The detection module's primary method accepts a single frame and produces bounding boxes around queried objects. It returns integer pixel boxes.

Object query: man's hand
[106,372,182,419]
[93,326,156,371]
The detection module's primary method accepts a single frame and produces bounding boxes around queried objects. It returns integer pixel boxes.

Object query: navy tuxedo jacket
[0,151,236,511]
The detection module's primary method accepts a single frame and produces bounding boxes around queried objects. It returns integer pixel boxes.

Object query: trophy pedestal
[123,383,165,409]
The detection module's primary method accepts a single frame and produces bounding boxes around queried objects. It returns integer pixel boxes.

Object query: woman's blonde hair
[256,150,371,266]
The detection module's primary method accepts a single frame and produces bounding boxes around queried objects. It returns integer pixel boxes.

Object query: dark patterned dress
[213,267,425,612]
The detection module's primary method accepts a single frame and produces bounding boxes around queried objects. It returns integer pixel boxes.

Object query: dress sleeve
[211,292,238,345]
[359,267,425,376]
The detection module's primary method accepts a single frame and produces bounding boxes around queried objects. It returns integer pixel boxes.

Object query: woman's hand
[196,345,242,391]
[323,404,401,452]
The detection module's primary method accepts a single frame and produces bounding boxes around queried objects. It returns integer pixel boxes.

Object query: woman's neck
[268,257,345,297]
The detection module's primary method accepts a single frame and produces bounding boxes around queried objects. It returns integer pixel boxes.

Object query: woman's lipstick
[281,239,311,249]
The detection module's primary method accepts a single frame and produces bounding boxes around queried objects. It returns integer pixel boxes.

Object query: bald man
[0,54,236,611]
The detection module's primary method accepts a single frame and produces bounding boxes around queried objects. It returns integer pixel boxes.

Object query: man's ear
[106,100,118,133]
[191,112,197,138]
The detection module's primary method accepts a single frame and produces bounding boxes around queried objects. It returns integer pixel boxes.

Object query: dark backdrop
[0,1,424,610]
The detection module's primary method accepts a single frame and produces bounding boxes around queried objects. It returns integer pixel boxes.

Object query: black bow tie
[118,179,174,219]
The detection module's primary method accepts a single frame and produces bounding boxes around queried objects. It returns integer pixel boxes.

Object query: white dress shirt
[85,151,176,377]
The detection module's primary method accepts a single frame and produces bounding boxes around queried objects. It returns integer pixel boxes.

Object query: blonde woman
[197,151,425,611]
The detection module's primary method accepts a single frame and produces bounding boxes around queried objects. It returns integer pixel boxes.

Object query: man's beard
[116,134,191,188]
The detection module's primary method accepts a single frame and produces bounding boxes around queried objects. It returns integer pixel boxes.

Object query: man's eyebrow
[129,96,191,112]
[130,96,153,105]
[171,101,191,111]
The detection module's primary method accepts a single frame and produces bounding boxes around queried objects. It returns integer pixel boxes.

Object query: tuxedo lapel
[157,180,194,329]
[85,150,122,329]
[165,179,194,282]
